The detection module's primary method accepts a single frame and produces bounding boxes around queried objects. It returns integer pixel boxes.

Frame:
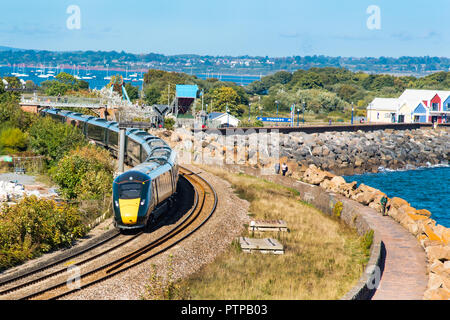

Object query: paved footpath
[266,173,428,300]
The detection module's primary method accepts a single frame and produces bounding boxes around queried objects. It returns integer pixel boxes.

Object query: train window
[87,124,105,142]
[127,139,141,160]
[50,114,64,122]
[109,131,119,147]
[140,148,148,163]
[119,183,142,199]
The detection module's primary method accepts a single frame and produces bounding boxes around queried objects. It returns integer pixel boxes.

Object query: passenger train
[40,108,179,230]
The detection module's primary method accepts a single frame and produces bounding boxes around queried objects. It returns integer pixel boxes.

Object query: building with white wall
[367,89,450,124]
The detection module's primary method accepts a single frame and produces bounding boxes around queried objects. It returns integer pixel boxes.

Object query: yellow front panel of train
[119,198,140,224]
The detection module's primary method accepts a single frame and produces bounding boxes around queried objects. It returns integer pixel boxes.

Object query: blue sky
[0,0,448,57]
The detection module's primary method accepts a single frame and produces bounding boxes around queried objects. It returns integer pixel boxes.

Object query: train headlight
[115,201,119,207]
[140,200,145,206]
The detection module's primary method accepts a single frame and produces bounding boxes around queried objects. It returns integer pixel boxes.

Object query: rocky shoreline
[299,164,450,300]
[279,127,449,176]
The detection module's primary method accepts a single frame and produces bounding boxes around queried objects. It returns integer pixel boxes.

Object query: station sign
[257,117,292,123]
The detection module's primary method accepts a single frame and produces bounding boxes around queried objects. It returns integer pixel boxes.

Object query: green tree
[208,87,241,116]
[50,145,114,200]
[125,83,140,101]
[28,117,86,165]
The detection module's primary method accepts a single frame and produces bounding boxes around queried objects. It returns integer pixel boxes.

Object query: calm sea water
[0,66,259,89]
[345,166,450,228]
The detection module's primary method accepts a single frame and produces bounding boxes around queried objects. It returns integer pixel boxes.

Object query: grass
[173,166,370,300]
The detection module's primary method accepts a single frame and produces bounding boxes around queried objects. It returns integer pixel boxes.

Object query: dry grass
[178,166,370,300]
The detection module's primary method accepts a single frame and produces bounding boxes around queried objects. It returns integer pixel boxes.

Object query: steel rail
[20,166,216,300]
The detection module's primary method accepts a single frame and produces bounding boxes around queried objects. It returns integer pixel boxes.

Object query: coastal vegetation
[0,196,87,271]
[0,89,114,270]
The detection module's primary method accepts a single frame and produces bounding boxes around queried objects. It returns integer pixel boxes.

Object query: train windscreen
[119,183,143,199]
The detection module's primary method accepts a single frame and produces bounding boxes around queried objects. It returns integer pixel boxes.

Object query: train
[40,108,179,230]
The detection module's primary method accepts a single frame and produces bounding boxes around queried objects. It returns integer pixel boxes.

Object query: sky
[0,0,448,57]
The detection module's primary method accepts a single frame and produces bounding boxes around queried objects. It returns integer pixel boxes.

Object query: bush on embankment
[49,145,115,200]
[0,196,88,271]
[28,116,86,166]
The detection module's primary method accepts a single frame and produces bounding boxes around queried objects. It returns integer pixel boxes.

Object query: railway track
[0,166,217,300]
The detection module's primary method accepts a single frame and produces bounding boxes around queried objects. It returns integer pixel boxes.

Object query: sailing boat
[82,66,93,80]
[14,64,29,77]
[104,65,111,80]
[38,64,50,78]
[124,66,130,81]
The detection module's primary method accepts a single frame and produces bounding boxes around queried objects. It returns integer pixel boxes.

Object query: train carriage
[40,108,179,230]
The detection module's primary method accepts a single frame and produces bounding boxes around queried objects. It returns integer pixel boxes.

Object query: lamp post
[351,102,354,125]
[297,108,300,126]
[259,96,262,117]
[201,89,204,112]
[226,104,229,127]
[275,100,279,127]
[248,103,251,122]
[302,100,306,124]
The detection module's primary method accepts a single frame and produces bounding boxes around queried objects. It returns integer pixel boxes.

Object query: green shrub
[50,145,114,200]
[0,196,87,271]
[0,127,28,154]
[238,119,265,128]
[28,117,86,165]
[164,117,175,130]
[333,201,343,218]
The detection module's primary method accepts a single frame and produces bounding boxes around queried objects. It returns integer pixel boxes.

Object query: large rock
[352,184,379,205]
[320,176,346,193]
[426,245,450,261]
[302,166,335,185]
[338,181,358,198]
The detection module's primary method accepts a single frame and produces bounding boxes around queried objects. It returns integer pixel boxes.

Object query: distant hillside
[0,46,21,52]
[0,47,448,77]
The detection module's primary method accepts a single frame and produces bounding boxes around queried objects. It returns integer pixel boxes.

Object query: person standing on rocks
[281,163,288,176]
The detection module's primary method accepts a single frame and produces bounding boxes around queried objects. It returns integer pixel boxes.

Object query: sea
[0,65,261,90]
[344,166,450,228]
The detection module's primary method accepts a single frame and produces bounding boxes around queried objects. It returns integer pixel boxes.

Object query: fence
[0,156,45,174]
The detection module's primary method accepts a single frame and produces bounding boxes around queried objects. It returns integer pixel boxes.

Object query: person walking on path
[281,163,288,176]
[274,162,280,175]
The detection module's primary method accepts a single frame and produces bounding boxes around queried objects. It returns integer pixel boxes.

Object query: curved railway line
[0,166,217,300]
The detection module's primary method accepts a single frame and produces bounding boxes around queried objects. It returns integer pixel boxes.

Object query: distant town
[0,46,449,77]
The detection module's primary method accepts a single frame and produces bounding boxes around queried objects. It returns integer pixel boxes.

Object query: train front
[113,170,152,229]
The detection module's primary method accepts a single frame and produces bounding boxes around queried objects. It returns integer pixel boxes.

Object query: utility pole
[118,127,126,174]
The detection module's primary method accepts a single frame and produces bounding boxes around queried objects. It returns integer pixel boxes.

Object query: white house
[207,112,240,128]
[367,98,399,123]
